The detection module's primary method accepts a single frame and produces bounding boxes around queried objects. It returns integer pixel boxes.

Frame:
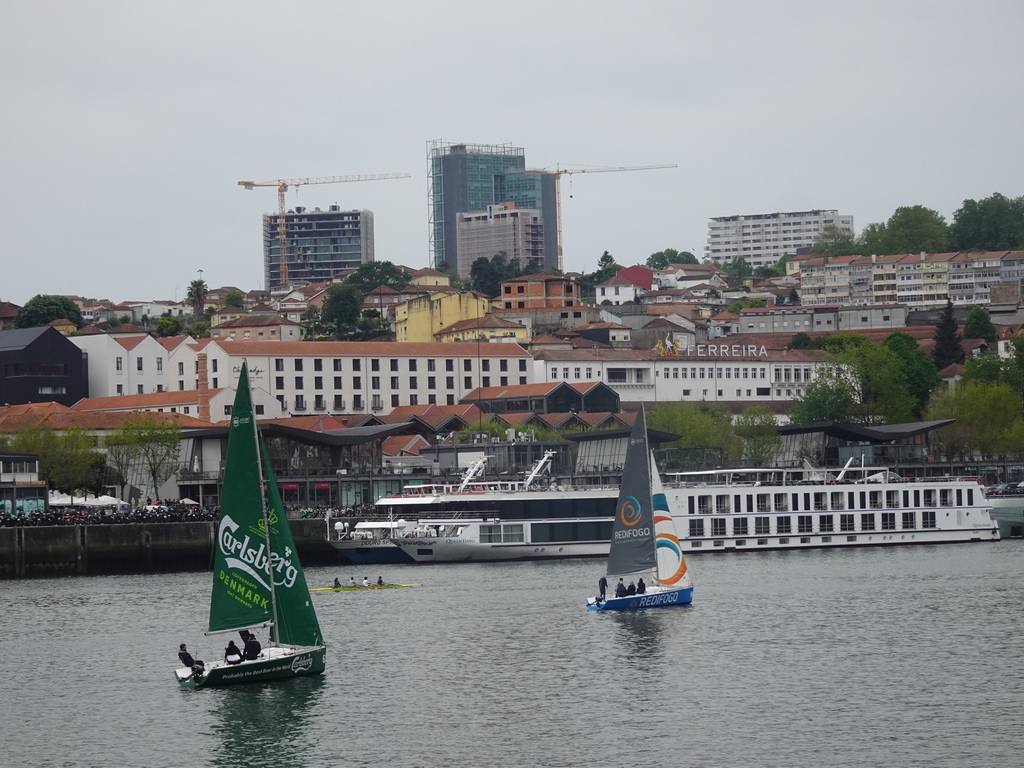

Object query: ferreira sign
[656,339,768,358]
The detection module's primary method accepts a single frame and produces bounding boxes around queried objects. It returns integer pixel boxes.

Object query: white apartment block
[706,210,854,270]
[174,340,534,417]
[533,345,824,411]
[799,250,1021,308]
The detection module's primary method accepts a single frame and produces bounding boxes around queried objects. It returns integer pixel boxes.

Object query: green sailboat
[175,363,326,688]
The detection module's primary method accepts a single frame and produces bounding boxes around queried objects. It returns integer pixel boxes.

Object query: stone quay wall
[0,519,344,579]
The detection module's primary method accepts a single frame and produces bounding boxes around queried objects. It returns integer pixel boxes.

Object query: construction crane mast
[238,173,411,288]
[526,164,676,271]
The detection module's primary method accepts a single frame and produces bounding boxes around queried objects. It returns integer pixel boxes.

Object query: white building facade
[533,345,824,408]
[175,340,535,417]
[706,209,854,270]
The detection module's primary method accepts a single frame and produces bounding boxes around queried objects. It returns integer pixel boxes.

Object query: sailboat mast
[249,373,281,643]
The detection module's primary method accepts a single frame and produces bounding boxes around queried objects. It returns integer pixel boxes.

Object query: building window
[156,357,163,372]
[353,376,361,389]
[464,376,472,389]
[275,377,284,390]
[372,377,381,389]
[137,357,143,371]
[294,376,303,389]
[371,359,380,372]
[390,377,399,389]
[464,360,472,372]
[295,359,303,371]
[314,359,323,371]
[391,394,400,407]
[446,377,454,389]
[275,359,284,371]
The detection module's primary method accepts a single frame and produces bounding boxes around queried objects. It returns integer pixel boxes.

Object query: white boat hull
[376,473,1000,564]
[391,537,608,563]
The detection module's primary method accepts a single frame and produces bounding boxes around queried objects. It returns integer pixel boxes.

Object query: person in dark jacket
[225,641,243,664]
[626,581,637,596]
[598,575,608,599]
[243,633,262,660]
[637,577,646,594]
[615,578,627,598]
[179,643,203,672]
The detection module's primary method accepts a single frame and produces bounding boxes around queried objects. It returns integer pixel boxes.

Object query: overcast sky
[2,0,1020,307]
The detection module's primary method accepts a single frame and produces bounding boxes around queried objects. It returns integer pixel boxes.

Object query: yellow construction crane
[238,173,411,287]
[525,164,677,271]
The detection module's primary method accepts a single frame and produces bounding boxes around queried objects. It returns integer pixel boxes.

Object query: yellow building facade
[394,291,493,343]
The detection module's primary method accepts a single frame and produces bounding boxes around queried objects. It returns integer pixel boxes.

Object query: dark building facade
[0,327,88,407]
[428,140,557,276]
[263,205,374,291]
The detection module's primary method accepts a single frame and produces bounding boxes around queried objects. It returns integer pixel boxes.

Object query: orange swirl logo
[619,496,642,526]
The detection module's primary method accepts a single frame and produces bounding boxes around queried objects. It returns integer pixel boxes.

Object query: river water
[1,541,1022,768]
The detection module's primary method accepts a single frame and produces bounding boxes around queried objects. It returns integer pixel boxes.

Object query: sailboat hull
[175,645,326,689]
[587,586,693,611]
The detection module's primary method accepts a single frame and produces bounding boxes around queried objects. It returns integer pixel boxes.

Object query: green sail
[208,363,323,647]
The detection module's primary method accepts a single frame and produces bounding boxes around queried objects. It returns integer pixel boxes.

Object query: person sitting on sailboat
[334,577,342,588]
[242,632,262,660]
[615,579,627,598]
[637,578,646,595]
[178,643,204,674]
[348,577,357,588]
[626,581,637,596]
[362,577,370,587]
[376,576,385,586]
[225,641,243,665]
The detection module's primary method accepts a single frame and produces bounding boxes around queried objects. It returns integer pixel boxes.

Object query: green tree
[346,261,410,293]
[812,224,861,258]
[321,283,364,336]
[648,402,739,457]
[725,298,766,315]
[960,353,1003,384]
[11,427,100,494]
[788,373,857,424]
[578,251,622,299]
[102,433,136,502]
[838,342,915,424]
[924,380,1024,460]
[154,316,183,337]
[932,299,964,370]
[223,290,246,309]
[121,413,181,501]
[949,192,1024,251]
[734,406,782,466]
[963,305,997,342]
[859,205,949,255]
[646,249,698,269]
[880,331,940,417]
[300,305,327,339]
[14,295,84,329]
[186,280,208,318]
[787,332,813,350]
[469,256,500,298]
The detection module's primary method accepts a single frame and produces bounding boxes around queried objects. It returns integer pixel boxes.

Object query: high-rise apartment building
[705,209,854,270]
[456,204,545,276]
[428,140,557,276]
[263,205,374,291]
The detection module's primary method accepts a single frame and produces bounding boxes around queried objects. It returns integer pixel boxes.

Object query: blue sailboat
[587,407,693,611]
